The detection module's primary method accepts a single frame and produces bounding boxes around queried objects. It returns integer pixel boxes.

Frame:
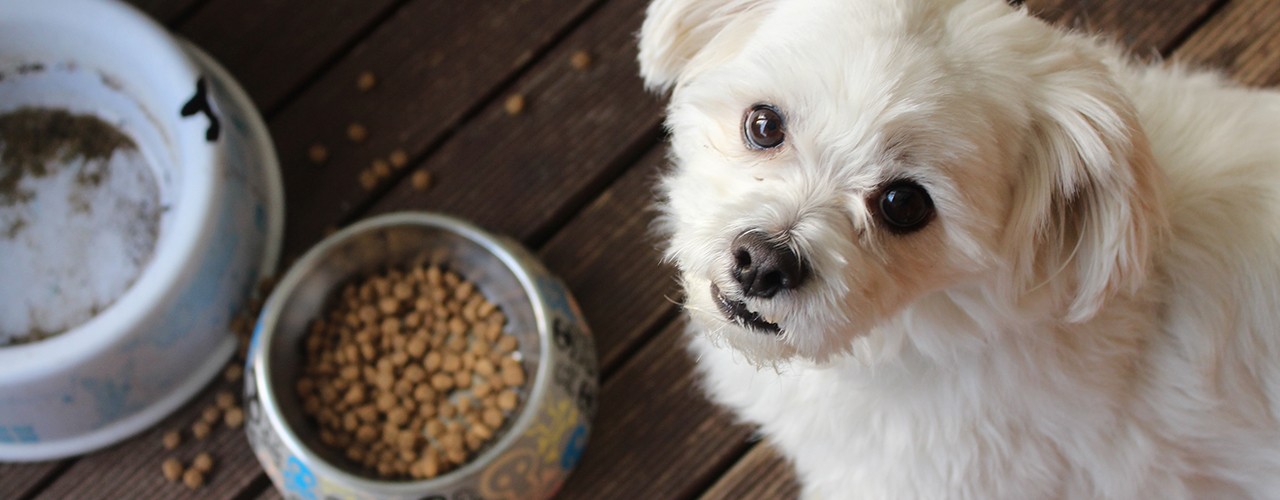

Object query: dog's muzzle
[711,283,780,334]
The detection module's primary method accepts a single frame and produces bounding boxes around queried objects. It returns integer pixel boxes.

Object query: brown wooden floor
[4,0,1279,498]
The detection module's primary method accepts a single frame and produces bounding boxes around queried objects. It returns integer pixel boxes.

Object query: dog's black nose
[731,231,805,298]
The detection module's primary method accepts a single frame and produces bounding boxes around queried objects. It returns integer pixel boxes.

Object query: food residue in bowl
[0,107,162,345]
[296,263,527,480]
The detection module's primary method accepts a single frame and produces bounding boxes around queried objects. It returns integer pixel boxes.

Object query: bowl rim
[252,212,557,495]
[0,0,220,376]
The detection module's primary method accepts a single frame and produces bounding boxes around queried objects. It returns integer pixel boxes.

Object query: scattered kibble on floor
[215,391,236,410]
[372,159,392,178]
[504,94,525,115]
[389,149,409,168]
[359,170,378,190]
[162,430,181,450]
[202,406,221,425]
[162,459,184,481]
[347,123,368,142]
[191,420,211,440]
[182,468,205,489]
[308,143,329,164]
[225,406,245,428]
[411,170,432,191]
[192,452,214,473]
[224,364,243,382]
[356,71,377,92]
[570,50,593,70]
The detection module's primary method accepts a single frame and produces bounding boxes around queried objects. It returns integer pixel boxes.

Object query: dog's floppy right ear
[638,0,770,91]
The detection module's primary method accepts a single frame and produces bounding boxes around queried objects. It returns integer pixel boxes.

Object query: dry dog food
[411,170,432,192]
[296,264,526,479]
[347,123,368,143]
[308,143,329,164]
[0,108,162,344]
[503,94,525,115]
[570,50,593,70]
[356,71,377,92]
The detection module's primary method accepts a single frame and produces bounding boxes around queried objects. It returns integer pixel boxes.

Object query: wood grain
[269,0,604,258]
[30,374,261,500]
[176,0,400,111]
[697,443,800,500]
[537,148,680,374]
[0,461,67,500]
[1024,0,1224,56]
[1173,0,1280,87]
[292,0,663,258]
[555,319,755,500]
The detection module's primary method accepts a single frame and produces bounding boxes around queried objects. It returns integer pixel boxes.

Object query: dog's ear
[1005,55,1167,322]
[637,0,771,91]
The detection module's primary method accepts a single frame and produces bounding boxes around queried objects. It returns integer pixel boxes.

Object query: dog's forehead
[733,0,955,133]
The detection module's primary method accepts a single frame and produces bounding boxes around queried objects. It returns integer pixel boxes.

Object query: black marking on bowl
[180,78,220,142]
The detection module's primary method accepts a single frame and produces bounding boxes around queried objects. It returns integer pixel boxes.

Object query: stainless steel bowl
[244,212,598,500]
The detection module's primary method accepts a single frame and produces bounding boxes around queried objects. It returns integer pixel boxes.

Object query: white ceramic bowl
[0,0,283,461]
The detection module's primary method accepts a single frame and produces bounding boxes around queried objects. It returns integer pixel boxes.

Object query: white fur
[639,0,1280,498]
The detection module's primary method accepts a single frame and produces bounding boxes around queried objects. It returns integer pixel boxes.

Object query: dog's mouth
[711,283,781,334]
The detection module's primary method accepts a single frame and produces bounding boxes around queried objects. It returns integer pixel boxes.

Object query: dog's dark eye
[744,104,785,149]
[877,181,934,232]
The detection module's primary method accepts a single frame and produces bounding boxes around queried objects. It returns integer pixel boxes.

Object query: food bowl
[245,212,597,500]
[0,0,283,461]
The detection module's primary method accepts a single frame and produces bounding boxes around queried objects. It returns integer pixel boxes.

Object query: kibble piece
[307,143,329,164]
[570,50,593,70]
[162,430,181,450]
[474,358,495,377]
[225,407,245,428]
[202,406,222,425]
[501,359,526,387]
[431,372,455,391]
[359,169,378,190]
[191,421,212,439]
[161,459,184,481]
[224,363,244,383]
[192,452,214,473]
[372,159,392,178]
[183,468,205,489]
[411,170,432,192]
[483,407,504,429]
[497,335,518,354]
[389,149,409,168]
[347,122,368,142]
[356,71,377,91]
[497,389,518,411]
[216,391,237,410]
[504,94,526,115]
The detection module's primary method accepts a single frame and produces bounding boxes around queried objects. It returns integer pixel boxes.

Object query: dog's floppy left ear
[1005,53,1168,322]
[638,0,771,91]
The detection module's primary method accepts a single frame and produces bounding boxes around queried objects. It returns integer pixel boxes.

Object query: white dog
[639,0,1280,498]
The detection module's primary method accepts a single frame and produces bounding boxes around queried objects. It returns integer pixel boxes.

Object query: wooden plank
[0,461,66,500]
[175,0,399,111]
[537,148,680,373]
[124,0,204,25]
[555,319,755,500]
[1174,0,1280,87]
[1024,0,1223,55]
[30,374,261,500]
[256,486,284,500]
[269,0,604,259]
[286,0,662,259]
[698,443,800,500]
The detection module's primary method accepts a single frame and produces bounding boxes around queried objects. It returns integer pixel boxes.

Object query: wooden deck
[4,0,1279,498]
